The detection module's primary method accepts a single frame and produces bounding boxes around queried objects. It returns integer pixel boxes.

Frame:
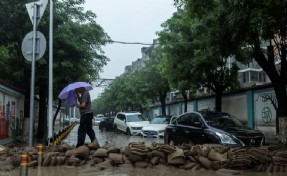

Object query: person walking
[75,87,95,147]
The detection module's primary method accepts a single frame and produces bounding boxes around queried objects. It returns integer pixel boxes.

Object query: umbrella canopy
[58,82,93,100]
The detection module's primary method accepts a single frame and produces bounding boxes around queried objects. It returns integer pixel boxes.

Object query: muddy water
[4,167,287,176]
[62,124,164,147]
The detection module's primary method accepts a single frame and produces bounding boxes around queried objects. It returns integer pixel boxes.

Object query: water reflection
[5,167,287,176]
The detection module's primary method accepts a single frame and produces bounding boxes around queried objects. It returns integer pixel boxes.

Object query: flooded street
[2,124,287,176]
[4,166,287,176]
[62,124,164,148]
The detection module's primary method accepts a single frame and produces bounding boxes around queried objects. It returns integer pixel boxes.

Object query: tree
[93,73,149,113]
[0,0,110,140]
[176,0,287,143]
[158,4,239,112]
[158,10,197,112]
[137,47,170,115]
[222,0,287,143]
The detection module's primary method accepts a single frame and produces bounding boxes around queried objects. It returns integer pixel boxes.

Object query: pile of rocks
[0,141,287,173]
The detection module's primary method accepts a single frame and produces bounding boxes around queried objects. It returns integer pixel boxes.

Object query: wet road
[62,124,164,147]
[4,166,287,176]
[3,124,287,176]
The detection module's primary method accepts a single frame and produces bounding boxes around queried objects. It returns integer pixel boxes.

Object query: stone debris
[0,141,287,173]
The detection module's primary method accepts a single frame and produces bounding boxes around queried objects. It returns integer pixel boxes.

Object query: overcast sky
[83,0,176,99]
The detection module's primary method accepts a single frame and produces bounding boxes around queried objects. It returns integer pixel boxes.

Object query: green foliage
[92,47,171,115]
[92,72,149,114]
[0,0,110,97]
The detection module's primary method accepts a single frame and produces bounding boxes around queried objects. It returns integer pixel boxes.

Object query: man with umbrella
[75,87,95,147]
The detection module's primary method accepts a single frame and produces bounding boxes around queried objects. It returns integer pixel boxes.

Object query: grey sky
[83,0,176,99]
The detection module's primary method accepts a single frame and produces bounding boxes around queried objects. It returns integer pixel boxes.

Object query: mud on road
[63,124,164,147]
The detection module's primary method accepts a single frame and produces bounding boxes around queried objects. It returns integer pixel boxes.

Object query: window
[127,114,145,122]
[243,72,249,83]
[177,114,191,126]
[177,113,201,126]
[117,114,125,121]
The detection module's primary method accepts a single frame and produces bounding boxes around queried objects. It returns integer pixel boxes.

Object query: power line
[107,40,153,45]
[107,40,193,46]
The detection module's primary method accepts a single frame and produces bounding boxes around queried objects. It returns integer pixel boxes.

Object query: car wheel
[169,138,175,146]
[126,128,131,135]
[100,127,106,132]
[114,125,119,133]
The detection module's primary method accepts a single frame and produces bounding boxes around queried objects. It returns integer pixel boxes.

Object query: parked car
[141,115,172,138]
[99,117,115,132]
[94,117,103,125]
[113,112,150,135]
[164,111,265,147]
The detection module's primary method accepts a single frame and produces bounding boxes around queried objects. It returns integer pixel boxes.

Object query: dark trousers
[76,112,95,147]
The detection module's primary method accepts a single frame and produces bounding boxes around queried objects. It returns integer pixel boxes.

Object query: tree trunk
[215,90,223,112]
[53,99,62,132]
[159,91,167,116]
[273,83,287,144]
[37,79,48,140]
[278,117,287,144]
[181,91,188,112]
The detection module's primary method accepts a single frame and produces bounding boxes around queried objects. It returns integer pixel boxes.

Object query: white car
[94,117,103,125]
[113,112,150,135]
[141,115,172,138]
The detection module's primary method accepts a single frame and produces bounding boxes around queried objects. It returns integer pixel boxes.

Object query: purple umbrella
[58,82,93,100]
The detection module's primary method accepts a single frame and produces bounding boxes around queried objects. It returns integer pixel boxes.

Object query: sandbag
[94,160,113,170]
[56,156,62,166]
[88,139,101,150]
[134,161,148,168]
[49,156,57,166]
[127,153,145,163]
[195,156,212,170]
[67,156,80,166]
[167,148,186,165]
[28,160,38,167]
[150,156,159,165]
[93,148,108,157]
[181,162,197,170]
[92,156,104,164]
[65,149,76,157]
[108,153,123,164]
[107,146,121,154]
[43,155,51,166]
[74,146,90,159]
[150,150,166,160]
[208,149,227,161]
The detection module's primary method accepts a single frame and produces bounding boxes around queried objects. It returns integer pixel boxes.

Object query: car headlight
[158,130,165,133]
[215,132,236,144]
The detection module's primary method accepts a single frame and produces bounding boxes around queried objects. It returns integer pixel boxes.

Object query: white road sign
[26,0,48,26]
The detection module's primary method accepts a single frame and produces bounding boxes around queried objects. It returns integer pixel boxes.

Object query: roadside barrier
[45,122,76,146]
[36,144,44,167]
[19,153,28,176]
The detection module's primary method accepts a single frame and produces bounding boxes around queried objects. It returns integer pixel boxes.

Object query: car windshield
[201,112,243,127]
[151,117,170,124]
[127,114,146,122]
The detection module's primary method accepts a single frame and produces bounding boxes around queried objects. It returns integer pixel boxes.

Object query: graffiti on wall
[254,91,277,138]
[0,92,24,139]
[255,92,277,126]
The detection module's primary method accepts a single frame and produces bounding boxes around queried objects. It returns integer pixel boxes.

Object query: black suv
[164,111,265,147]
